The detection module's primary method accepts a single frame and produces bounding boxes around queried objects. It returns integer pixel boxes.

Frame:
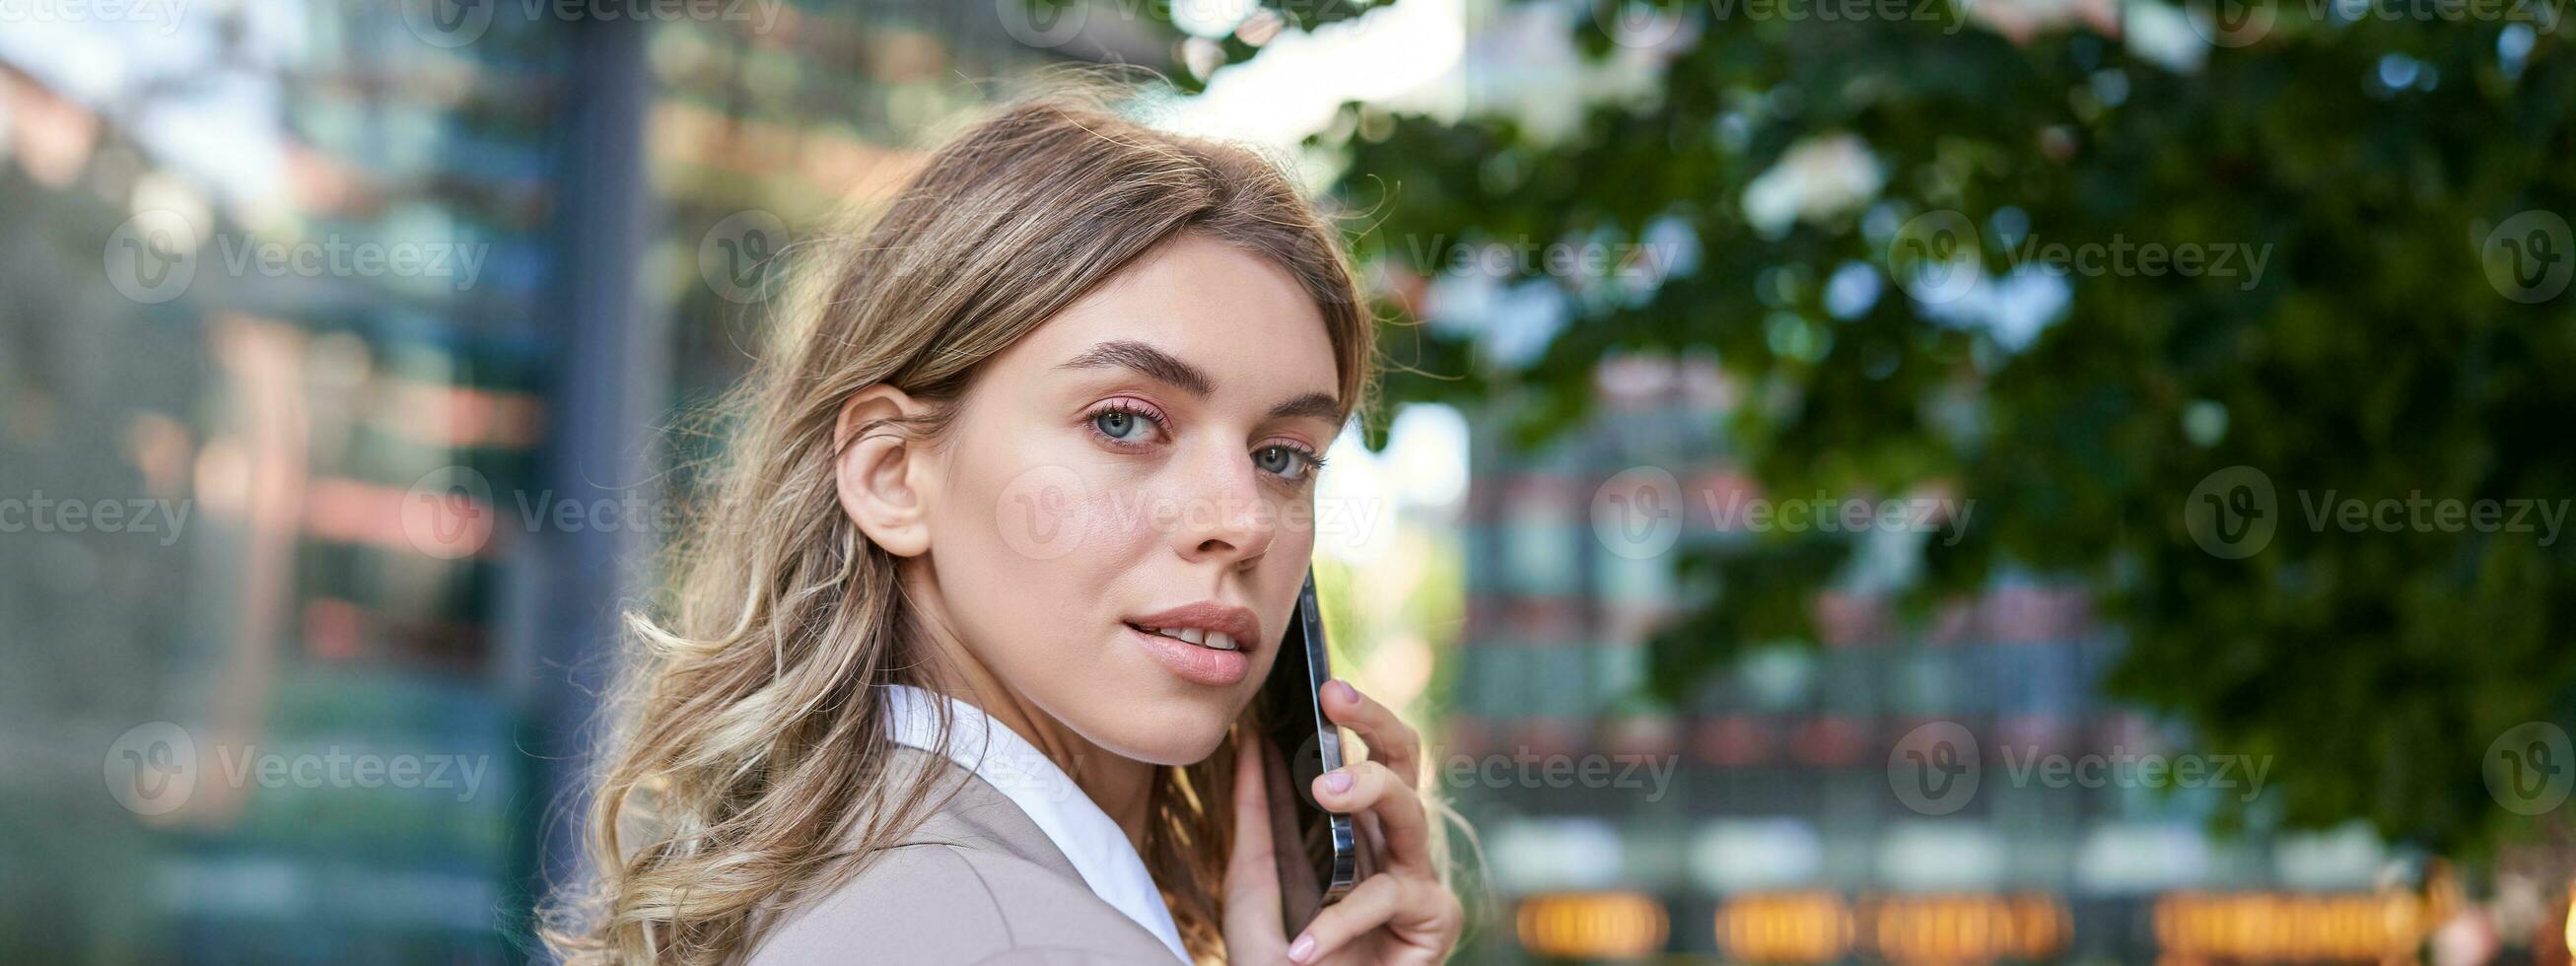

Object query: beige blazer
[746,747,1188,965]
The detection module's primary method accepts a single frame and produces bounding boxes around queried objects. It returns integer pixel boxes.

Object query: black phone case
[1257,569,1366,934]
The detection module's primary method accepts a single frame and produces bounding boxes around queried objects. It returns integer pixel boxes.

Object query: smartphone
[1251,568,1372,934]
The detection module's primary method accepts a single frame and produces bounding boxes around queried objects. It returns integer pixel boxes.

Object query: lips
[1123,600,1261,687]
[1129,623,1240,652]
[1123,600,1260,655]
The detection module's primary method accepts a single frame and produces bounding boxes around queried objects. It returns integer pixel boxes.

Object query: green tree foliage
[1297,7,2575,854]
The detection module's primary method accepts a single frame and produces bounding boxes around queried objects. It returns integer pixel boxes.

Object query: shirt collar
[879,683,1192,964]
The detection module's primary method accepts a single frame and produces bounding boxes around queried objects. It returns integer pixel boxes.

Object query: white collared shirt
[879,683,1193,964]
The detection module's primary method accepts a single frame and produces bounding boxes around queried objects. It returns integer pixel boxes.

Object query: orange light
[1516,891,1666,960]
[2153,891,2424,961]
[1715,891,1851,963]
[1859,892,2069,964]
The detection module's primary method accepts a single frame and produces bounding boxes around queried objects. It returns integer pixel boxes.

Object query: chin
[1082,695,1244,767]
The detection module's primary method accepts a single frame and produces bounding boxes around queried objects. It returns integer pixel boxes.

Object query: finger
[1288,871,1459,965]
[1285,871,1406,963]
[1319,679,1422,789]
[1222,728,1285,949]
[1312,760,1432,874]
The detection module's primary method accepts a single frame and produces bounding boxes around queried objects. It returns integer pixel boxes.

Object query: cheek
[983,459,1177,565]
[987,461,1108,564]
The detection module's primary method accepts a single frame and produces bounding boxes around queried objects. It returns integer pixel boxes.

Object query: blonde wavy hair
[538,89,1451,964]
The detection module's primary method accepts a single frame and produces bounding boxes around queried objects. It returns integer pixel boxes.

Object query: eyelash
[1083,399,1329,483]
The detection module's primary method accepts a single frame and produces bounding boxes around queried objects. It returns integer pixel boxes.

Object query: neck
[905,573,1158,853]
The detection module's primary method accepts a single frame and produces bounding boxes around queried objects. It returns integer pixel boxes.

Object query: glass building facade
[1444,354,2419,964]
[0,2,1069,961]
[10,3,2556,965]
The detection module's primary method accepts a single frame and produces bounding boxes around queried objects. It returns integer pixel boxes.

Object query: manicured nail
[1327,678,1358,703]
[1323,769,1354,794]
[1288,933,1317,963]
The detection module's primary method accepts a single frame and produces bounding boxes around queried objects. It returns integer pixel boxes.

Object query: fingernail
[1323,769,1353,794]
[1328,678,1358,703]
[1288,933,1317,963]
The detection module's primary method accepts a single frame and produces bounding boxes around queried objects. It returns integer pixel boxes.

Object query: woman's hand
[1221,679,1463,964]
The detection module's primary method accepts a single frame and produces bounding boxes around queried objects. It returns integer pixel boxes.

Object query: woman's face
[912,235,1343,766]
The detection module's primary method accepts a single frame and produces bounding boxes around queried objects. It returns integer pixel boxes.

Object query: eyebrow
[1055,339,1343,424]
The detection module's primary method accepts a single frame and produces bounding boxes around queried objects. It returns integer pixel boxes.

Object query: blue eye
[1094,408,1151,442]
[1257,445,1324,482]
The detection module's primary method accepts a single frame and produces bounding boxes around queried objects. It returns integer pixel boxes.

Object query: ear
[834,384,938,558]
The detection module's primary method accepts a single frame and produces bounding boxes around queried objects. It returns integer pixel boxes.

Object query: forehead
[995,235,1341,406]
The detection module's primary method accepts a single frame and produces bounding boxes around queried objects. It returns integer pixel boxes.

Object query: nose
[1168,442,1277,570]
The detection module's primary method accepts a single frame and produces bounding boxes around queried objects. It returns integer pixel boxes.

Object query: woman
[541,91,1466,965]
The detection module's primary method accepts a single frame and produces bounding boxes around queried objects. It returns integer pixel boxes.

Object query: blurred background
[6,0,2573,962]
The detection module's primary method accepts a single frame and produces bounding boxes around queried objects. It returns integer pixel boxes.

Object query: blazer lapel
[890,745,1087,884]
